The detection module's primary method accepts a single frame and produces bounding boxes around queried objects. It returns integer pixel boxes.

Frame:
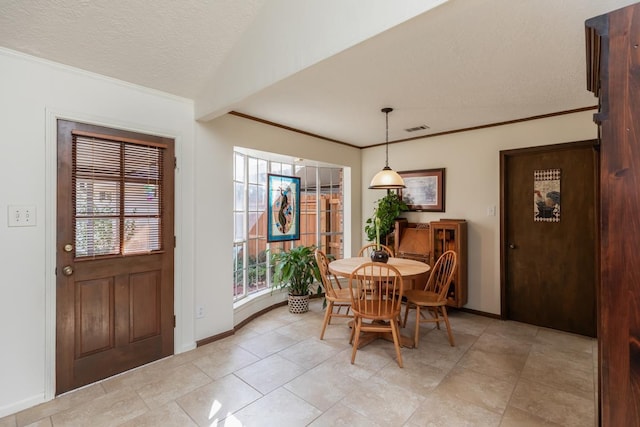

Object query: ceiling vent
[404,124,430,133]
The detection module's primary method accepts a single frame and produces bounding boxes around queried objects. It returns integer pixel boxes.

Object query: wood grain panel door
[56,120,174,394]
[501,141,598,337]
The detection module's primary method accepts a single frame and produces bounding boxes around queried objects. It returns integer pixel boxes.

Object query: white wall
[0,48,196,416]
[193,114,361,334]
[362,111,598,315]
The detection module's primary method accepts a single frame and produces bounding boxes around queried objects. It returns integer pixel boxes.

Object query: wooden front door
[501,141,598,337]
[56,120,175,394]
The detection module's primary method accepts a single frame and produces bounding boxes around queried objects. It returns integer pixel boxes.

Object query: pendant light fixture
[369,107,406,189]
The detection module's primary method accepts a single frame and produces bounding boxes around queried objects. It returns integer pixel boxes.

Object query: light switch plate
[8,205,37,227]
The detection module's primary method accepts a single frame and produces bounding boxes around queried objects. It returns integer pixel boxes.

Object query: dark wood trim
[196,301,288,347]
[197,298,498,347]
[228,111,358,148]
[585,14,608,97]
[196,330,235,347]
[234,301,289,332]
[196,294,326,347]
[230,107,598,150]
[500,139,599,157]
[375,106,599,148]
[454,307,501,320]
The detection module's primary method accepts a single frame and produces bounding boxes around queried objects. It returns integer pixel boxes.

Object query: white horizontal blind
[73,134,165,257]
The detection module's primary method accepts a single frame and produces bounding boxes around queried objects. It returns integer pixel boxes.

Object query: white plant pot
[288,294,310,313]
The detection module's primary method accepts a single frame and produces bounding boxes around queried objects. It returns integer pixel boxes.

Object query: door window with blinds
[73,132,165,257]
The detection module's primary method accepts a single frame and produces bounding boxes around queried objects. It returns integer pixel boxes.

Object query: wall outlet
[486,205,496,216]
[8,205,37,227]
[196,306,205,319]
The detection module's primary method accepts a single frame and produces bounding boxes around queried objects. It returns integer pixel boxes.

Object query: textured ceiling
[0,0,266,98]
[0,0,637,147]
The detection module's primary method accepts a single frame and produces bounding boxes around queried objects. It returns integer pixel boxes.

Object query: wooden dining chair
[315,249,353,340]
[403,250,457,347]
[349,262,405,367]
[357,243,395,258]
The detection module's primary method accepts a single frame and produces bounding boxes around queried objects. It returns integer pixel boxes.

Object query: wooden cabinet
[389,219,430,264]
[431,220,467,308]
[389,218,467,307]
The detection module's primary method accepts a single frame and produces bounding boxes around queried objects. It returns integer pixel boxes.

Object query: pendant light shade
[369,107,406,190]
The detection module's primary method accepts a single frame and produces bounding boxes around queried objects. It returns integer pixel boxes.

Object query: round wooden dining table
[328,256,430,348]
[328,256,430,282]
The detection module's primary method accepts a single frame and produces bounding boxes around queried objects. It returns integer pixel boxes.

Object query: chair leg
[441,306,455,346]
[390,319,403,368]
[429,307,441,330]
[319,301,333,340]
[351,317,361,364]
[348,321,356,344]
[414,305,421,348]
[403,301,411,327]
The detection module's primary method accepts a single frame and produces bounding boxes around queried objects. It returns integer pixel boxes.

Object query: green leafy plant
[365,192,408,243]
[270,245,322,296]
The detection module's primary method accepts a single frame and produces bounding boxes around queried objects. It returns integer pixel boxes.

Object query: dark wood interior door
[501,141,598,337]
[56,120,175,394]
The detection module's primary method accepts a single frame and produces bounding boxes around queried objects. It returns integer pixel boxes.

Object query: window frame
[233,150,343,302]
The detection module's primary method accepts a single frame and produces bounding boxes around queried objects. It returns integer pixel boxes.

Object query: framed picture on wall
[398,168,446,212]
[267,173,301,242]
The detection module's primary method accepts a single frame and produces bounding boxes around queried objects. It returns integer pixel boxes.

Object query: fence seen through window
[233,150,343,301]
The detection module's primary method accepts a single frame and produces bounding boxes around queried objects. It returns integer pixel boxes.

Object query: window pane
[234,182,244,211]
[248,184,259,211]
[258,159,267,184]
[248,212,259,238]
[124,145,161,180]
[75,138,121,177]
[75,218,120,257]
[75,180,120,216]
[234,212,245,240]
[234,153,245,181]
[123,217,160,254]
[124,182,160,215]
[248,158,258,183]
[257,185,266,210]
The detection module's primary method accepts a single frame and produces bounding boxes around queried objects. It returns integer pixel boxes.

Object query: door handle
[62,265,73,276]
[509,244,516,249]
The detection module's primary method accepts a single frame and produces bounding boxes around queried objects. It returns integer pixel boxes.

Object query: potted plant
[270,245,322,313]
[364,192,408,246]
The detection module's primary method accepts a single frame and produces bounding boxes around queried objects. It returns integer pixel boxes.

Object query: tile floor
[1,299,597,426]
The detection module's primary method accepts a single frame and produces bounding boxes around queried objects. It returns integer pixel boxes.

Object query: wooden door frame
[499,139,600,320]
[44,111,181,401]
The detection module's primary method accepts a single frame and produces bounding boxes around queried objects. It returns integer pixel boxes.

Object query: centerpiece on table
[364,192,408,263]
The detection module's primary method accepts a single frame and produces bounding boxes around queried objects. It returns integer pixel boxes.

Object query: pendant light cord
[385,110,389,167]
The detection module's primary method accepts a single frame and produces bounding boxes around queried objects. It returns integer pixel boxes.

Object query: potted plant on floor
[270,245,322,313]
